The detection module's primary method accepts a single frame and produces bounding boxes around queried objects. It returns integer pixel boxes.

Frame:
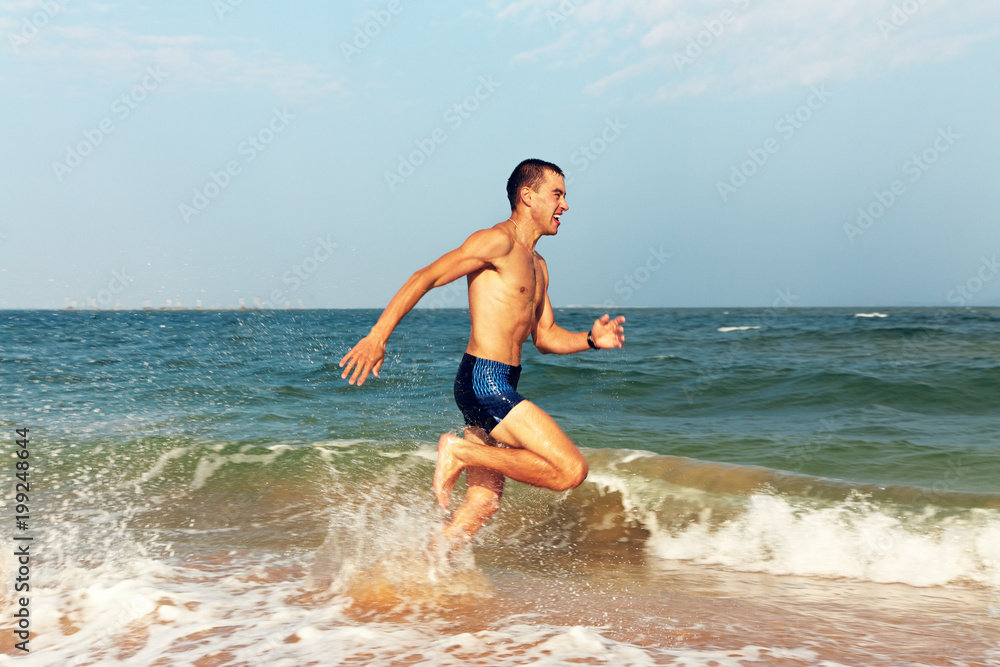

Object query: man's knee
[552,457,588,492]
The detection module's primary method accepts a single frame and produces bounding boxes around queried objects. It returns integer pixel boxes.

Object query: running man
[340,159,625,550]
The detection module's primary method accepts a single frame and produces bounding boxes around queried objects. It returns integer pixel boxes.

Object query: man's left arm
[532,260,625,354]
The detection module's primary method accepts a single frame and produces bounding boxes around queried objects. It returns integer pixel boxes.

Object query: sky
[1,0,998,309]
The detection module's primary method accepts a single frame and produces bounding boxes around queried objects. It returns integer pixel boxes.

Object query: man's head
[506,159,564,212]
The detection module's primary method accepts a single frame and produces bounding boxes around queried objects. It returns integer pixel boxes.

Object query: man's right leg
[432,465,505,555]
[433,400,588,509]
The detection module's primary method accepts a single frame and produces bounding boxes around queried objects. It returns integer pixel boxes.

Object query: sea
[1,307,998,666]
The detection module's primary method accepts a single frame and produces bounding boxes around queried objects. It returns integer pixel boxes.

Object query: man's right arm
[339,228,512,386]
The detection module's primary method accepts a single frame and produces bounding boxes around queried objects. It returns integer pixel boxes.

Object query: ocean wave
[578,449,1000,588]
[645,492,1000,587]
[7,438,1000,666]
[43,439,1000,594]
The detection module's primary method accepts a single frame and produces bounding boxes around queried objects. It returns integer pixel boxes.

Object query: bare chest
[507,250,544,305]
[469,247,544,312]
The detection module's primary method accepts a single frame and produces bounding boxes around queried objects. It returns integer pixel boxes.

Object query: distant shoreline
[0,305,996,313]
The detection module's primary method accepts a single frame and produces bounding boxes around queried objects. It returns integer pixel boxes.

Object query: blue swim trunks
[453,353,526,434]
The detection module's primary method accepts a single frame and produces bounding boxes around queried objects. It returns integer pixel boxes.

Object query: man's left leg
[433,400,588,510]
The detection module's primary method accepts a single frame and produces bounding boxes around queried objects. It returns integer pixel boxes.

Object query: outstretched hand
[339,333,386,386]
[590,314,626,349]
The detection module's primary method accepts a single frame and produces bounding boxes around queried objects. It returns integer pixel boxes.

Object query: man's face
[531,170,568,235]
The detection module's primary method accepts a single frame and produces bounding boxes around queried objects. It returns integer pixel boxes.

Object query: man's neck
[508,215,540,251]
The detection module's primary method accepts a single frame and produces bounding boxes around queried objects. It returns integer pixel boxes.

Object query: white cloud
[497,0,1000,100]
[581,61,650,97]
[510,29,575,64]
[0,1,43,11]
[3,20,342,101]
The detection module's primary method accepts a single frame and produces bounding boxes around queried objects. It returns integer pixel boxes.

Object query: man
[340,158,625,551]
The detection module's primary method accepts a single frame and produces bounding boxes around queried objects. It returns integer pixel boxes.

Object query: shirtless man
[339,158,626,550]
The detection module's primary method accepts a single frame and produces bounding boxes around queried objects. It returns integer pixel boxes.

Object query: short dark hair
[506,159,564,211]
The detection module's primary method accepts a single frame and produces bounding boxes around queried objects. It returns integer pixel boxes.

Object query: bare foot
[428,520,471,560]
[433,433,465,510]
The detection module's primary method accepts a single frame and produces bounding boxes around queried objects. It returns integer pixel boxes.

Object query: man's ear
[519,186,533,208]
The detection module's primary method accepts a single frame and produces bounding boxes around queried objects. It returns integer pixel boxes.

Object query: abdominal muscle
[464,265,538,366]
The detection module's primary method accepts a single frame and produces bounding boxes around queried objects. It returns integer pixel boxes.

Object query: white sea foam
[189,448,284,490]
[717,325,760,332]
[314,439,377,448]
[1,517,814,667]
[646,492,1000,588]
[0,557,831,667]
[854,312,888,318]
[585,460,1000,589]
[127,446,187,490]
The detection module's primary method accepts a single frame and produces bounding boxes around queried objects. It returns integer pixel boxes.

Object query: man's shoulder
[461,225,515,258]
